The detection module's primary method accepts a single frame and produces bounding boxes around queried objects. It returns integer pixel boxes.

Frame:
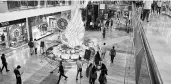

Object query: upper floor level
[0,0,86,13]
[0,0,86,22]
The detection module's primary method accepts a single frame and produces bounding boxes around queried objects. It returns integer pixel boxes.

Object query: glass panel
[62,1,65,5]
[68,0,71,5]
[55,1,60,6]
[40,1,45,8]
[20,1,28,10]
[47,1,56,7]
[0,27,8,50]
[27,1,35,9]
[34,1,38,8]
[7,1,21,11]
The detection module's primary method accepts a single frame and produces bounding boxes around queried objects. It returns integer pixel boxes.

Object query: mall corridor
[0,29,135,84]
[1,1,171,84]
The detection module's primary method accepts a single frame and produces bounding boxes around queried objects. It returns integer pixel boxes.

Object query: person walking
[102,28,106,39]
[110,18,113,32]
[14,65,23,84]
[101,63,108,75]
[40,41,45,55]
[98,71,107,84]
[57,61,68,84]
[101,43,107,59]
[94,51,101,67]
[90,66,97,84]
[76,56,83,80]
[28,38,34,55]
[142,0,153,22]
[86,63,93,83]
[1,54,10,72]
[100,63,108,83]
[157,1,162,16]
[109,46,116,63]
[33,39,38,55]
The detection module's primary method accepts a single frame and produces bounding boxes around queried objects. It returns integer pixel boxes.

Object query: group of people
[0,54,22,84]
[51,42,116,84]
[102,18,114,39]
[86,45,116,84]
[94,45,116,65]
[85,62,108,84]
[28,38,45,56]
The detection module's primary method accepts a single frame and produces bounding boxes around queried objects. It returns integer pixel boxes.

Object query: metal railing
[140,22,163,84]
[133,3,163,84]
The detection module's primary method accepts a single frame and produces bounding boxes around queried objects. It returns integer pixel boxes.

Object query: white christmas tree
[61,0,89,48]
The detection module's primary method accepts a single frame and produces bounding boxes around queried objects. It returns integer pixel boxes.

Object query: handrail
[132,3,163,84]
[140,22,163,84]
[139,26,152,84]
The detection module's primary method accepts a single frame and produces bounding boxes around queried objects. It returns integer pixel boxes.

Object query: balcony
[0,0,72,13]
[0,0,73,22]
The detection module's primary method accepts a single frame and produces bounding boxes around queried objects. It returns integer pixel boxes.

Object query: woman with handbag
[101,63,108,83]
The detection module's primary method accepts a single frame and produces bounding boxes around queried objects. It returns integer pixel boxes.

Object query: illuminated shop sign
[0,18,26,27]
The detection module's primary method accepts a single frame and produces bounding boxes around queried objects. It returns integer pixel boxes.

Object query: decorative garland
[57,18,68,30]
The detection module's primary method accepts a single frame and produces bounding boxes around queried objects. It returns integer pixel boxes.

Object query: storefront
[28,12,60,40]
[0,18,28,50]
[27,10,71,40]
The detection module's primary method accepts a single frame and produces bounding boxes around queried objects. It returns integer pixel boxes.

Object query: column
[6,27,10,48]
[27,18,33,41]
[26,18,30,41]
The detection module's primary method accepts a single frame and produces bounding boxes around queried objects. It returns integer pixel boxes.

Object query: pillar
[27,18,33,41]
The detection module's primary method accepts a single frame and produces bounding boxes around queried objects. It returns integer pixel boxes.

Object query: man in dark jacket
[109,46,116,63]
[28,39,34,55]
[14,65,22,84]
[102,28,106,39]
[57,61,68,84]
[1,54,10,72]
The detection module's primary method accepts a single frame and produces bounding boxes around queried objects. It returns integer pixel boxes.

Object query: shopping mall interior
[0,0,171,84]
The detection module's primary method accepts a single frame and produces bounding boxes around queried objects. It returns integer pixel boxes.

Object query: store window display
[0,18,27,49]
[8,23,28,47]
[31,16,50,40]
[31,13,63,40]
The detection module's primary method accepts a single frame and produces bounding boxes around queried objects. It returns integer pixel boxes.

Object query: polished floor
[1,11,171,84]
[143,13,171,84]
[0,28,134,84]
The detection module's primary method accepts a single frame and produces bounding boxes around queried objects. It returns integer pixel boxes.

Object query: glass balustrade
[0,0,72,13]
